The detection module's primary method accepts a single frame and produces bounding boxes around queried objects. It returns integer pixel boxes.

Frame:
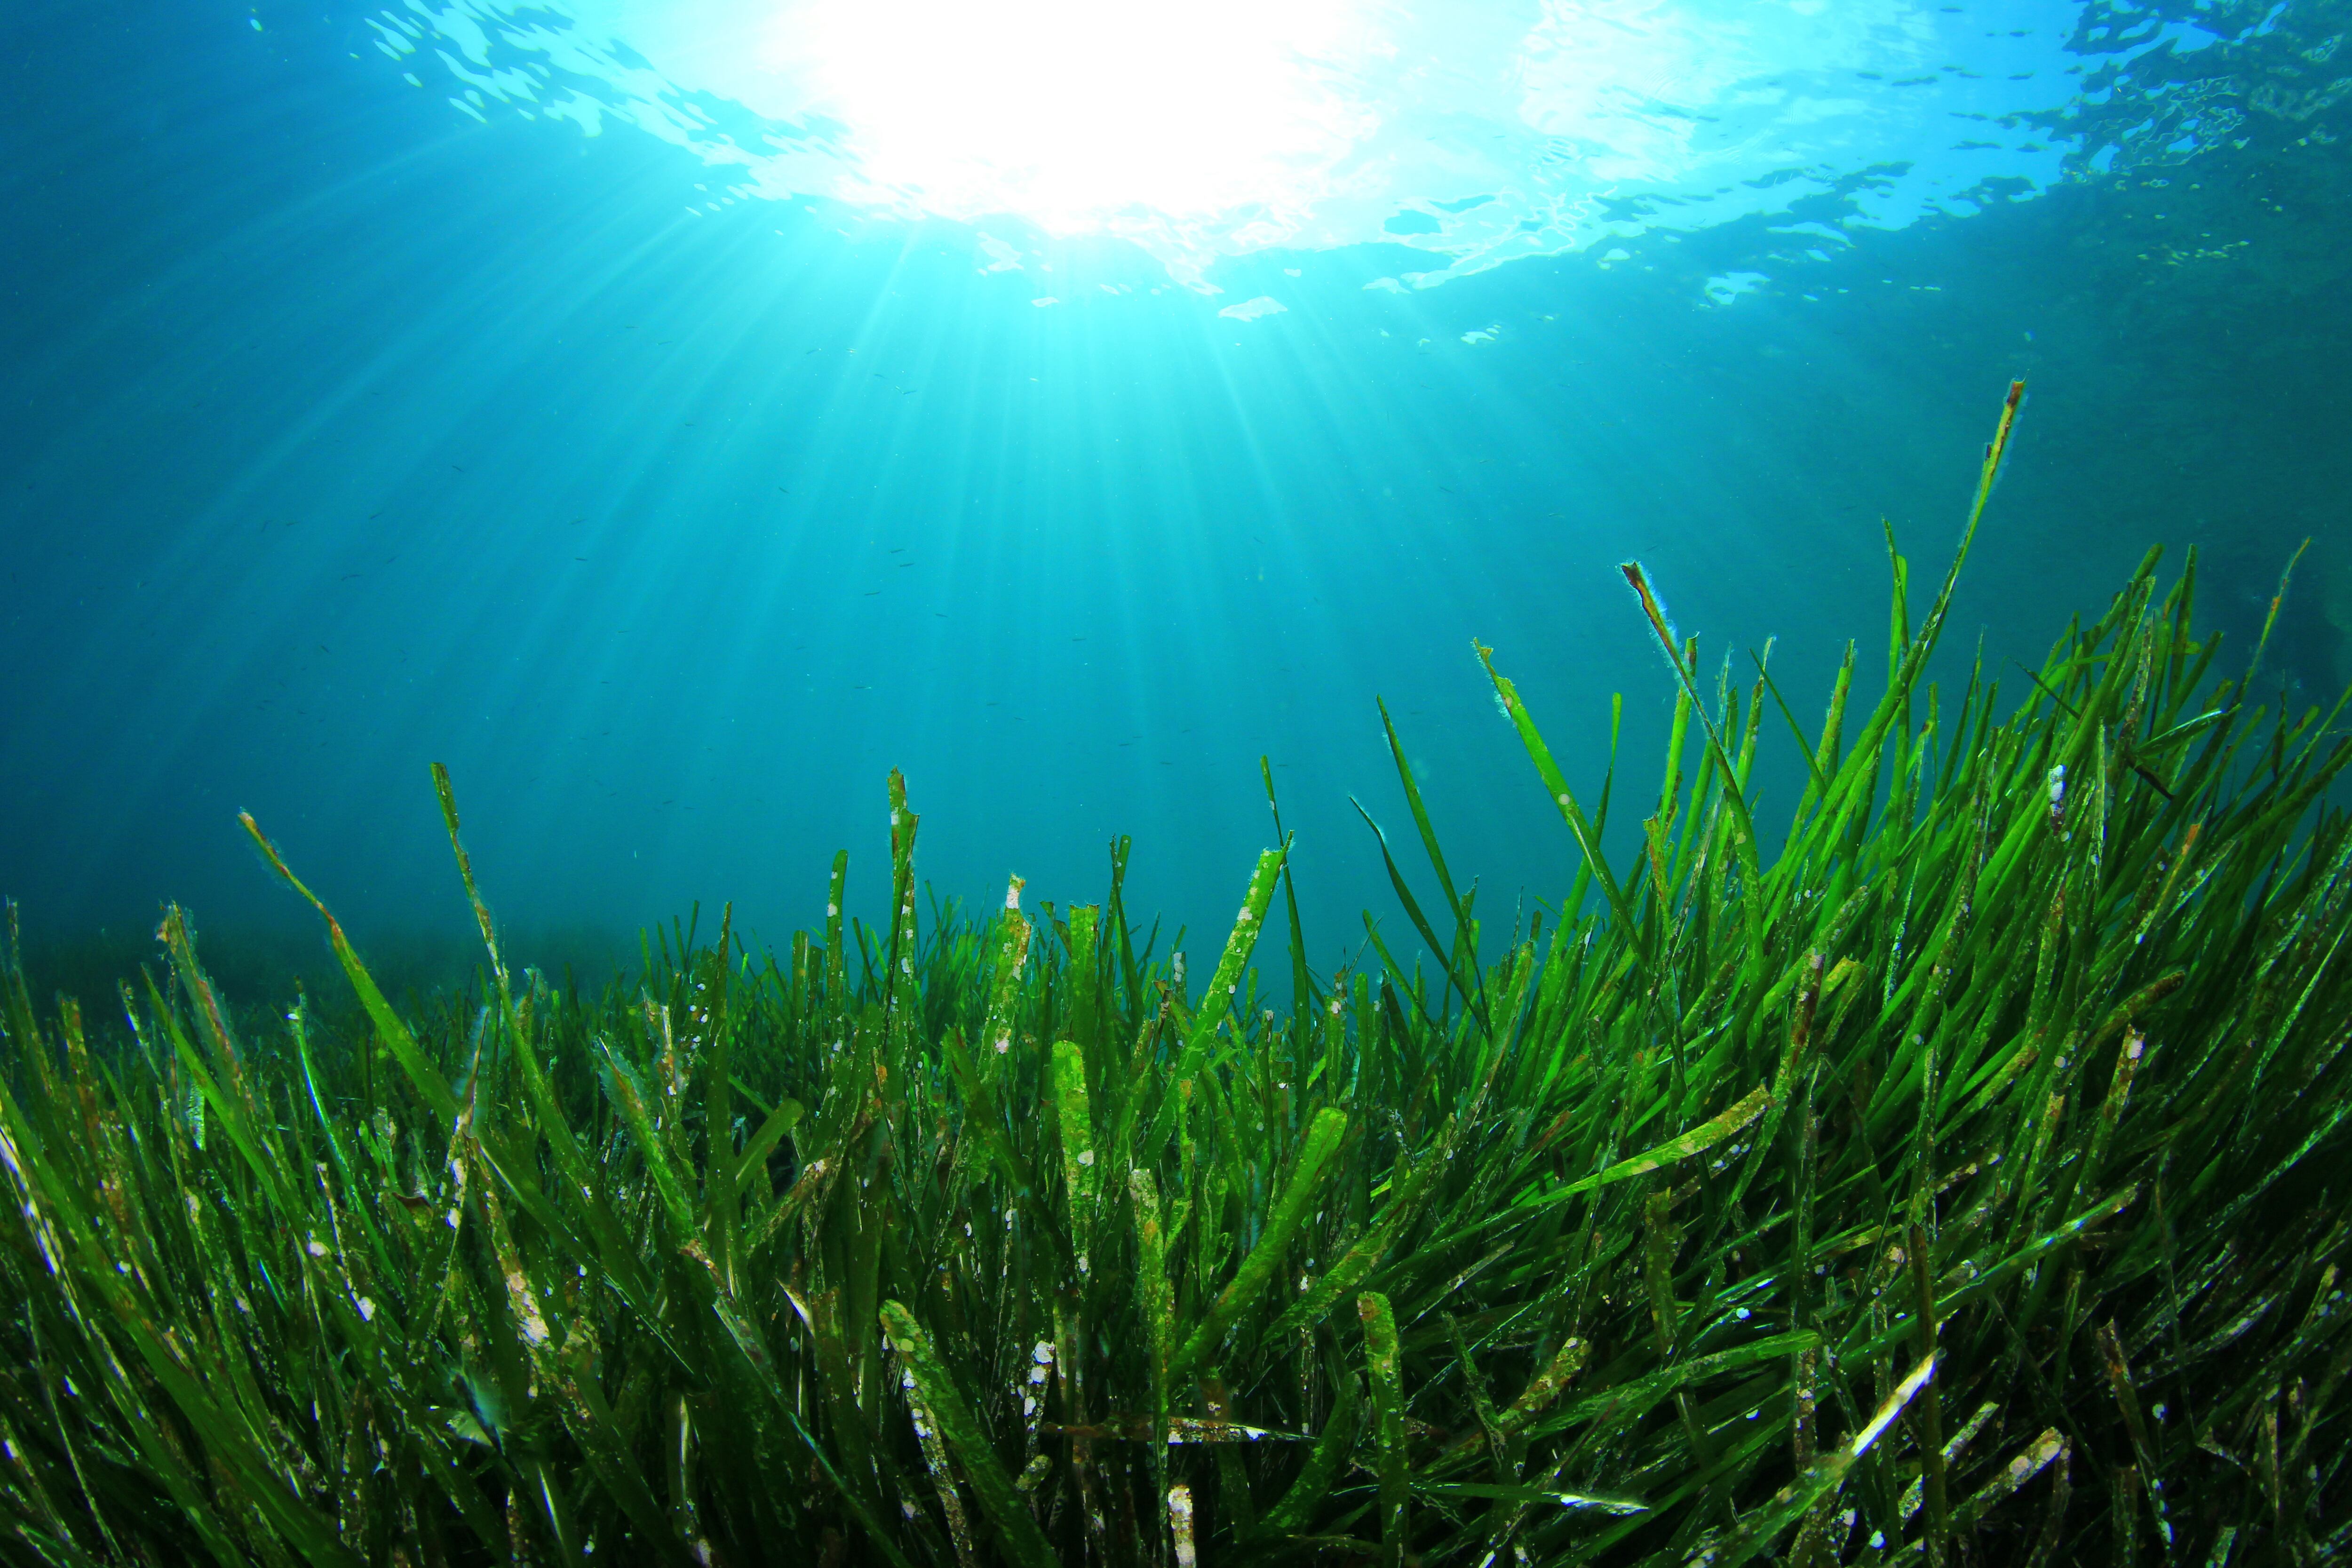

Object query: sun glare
[769,0,1388,232]
[452,0,2095,287]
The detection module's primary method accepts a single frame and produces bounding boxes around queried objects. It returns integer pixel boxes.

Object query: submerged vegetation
[4,388,2351,1568]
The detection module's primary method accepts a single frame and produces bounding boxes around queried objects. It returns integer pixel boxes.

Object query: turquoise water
[3,0,2345,985]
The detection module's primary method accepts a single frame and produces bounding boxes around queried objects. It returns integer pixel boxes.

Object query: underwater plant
[1,385,2348,1567]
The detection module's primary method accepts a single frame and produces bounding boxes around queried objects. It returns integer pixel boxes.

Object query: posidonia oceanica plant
[2,384,2349,1568]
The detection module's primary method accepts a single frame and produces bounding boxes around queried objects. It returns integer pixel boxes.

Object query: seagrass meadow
[3,393,2351,1568]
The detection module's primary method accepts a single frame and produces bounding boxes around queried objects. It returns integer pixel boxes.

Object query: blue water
[4,0,2345,989]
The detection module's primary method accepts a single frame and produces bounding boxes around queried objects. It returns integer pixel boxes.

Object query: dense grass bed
[4,390,2350,1567]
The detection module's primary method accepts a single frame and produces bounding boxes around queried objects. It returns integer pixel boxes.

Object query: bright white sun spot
[762,0,1385,233]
